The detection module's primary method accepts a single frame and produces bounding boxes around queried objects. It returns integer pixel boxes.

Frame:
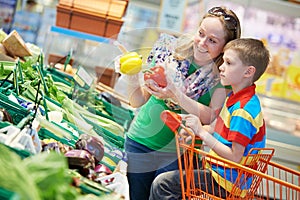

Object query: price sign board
[158,0,187,32]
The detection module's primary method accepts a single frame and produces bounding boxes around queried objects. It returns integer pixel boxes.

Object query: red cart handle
[160,110,182,132]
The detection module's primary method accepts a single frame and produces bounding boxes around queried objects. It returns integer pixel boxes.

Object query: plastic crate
[0,93,30,125]
[82,116,124,149]
[46,67,74,87]
[101,98,134,129]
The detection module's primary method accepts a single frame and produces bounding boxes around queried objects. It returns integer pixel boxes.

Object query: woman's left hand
[144,77,177,100]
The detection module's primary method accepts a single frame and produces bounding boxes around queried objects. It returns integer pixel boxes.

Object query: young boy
[149,38,270,199]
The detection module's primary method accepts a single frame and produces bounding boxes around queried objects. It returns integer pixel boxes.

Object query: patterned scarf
[179,61,220,101]
[147,33,220,110]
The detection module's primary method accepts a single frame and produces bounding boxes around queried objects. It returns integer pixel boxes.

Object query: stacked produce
[0,30,132,199]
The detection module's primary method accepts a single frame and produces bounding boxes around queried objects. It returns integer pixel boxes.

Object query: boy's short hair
[223,38,270,82]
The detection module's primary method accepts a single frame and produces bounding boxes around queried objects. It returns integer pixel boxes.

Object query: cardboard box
[283,65,300,102]
[256,73,285,98]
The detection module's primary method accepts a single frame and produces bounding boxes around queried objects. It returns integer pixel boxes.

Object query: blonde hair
[173,6,241,68]
[224,38,270,82]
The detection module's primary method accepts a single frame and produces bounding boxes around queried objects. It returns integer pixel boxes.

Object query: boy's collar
[226,84,256,108]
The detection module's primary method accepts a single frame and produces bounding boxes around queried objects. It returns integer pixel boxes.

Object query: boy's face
[219,49,250,88]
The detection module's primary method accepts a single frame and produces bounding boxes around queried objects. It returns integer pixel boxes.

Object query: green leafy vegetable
[0,144,41,200]
[23,151,78,200]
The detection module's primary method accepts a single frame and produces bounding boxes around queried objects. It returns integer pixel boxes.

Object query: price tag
[74,67,94,88]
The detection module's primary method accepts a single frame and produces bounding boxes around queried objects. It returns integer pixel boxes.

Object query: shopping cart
[160,110,300,200]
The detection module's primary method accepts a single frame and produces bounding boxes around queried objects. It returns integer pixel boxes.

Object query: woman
[119,6,241,200]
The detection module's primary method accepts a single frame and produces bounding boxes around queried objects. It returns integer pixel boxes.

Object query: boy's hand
[180,114,204,139]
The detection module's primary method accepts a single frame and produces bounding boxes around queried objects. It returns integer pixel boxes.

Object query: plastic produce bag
[97,172,129,200]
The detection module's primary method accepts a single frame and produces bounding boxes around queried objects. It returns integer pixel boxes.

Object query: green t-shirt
[126,62,226,152]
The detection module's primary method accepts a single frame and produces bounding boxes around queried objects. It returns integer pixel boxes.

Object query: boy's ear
[245,66,255,77]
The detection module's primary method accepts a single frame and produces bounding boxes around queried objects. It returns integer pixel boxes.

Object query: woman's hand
[114,55,150,107]
[144,79,170,99]
[143,74,183,101]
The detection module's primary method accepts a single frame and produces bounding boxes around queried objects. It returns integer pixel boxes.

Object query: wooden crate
[108,0,128,18]
[55,5,72,28]
[72,0,110,15]
[70,8,106,36]
[105,16,124,38]
[48,54,74,65]
[56,0,128,37]
[59,0,74,7]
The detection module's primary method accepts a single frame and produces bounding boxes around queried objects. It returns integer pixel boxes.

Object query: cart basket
[161,110,300,200]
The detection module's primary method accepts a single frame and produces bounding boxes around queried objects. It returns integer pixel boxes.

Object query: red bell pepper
[143,66,167,88]
[160,110,182,132]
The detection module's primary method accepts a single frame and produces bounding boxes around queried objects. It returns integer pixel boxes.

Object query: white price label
[75,67,93,87]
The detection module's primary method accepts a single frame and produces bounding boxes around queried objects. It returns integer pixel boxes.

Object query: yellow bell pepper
[120,52,142,75]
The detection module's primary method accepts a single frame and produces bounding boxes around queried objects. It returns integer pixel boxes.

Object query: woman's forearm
[124,74,150,107]
[173,87,227,124]
[128,85,150,107]
[173,92,215,125]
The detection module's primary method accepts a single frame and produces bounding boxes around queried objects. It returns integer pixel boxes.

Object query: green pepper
[120,52,142,75]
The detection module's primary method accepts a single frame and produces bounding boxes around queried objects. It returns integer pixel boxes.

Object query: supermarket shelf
[50,26,114,44]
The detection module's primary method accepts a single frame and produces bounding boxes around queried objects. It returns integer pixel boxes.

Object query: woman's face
[193,17,227,66]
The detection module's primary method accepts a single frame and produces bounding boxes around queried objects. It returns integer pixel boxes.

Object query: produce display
[0,30,132,200]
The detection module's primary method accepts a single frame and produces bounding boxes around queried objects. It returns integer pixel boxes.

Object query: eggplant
[64,149,95,171]
[75,134,105,163]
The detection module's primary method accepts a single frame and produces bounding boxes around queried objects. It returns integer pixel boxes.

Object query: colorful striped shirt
[206,84,266,197]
